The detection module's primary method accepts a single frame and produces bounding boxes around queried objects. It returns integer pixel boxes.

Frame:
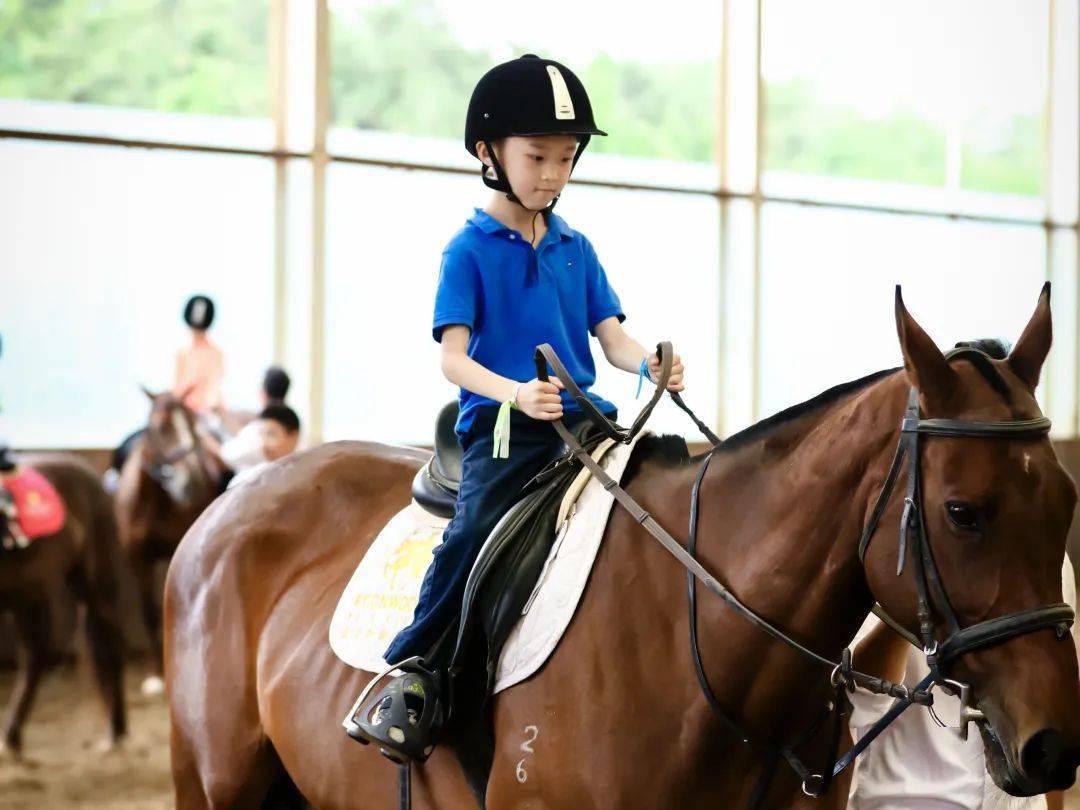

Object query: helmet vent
[546,65,576,120]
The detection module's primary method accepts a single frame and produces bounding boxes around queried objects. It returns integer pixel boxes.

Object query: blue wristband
[635,357,651,399]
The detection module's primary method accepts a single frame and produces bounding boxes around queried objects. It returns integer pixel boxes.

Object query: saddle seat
[410,402,462,519]
[1,465,66,550]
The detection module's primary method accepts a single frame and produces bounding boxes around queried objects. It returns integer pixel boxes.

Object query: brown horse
[115,389,223,692]
[0,454,126,757]
[165,288,1080,808]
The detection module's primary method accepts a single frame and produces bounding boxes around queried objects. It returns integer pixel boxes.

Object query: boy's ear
[476,140,498,167]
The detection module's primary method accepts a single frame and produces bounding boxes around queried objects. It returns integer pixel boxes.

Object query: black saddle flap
[448,420,609,695]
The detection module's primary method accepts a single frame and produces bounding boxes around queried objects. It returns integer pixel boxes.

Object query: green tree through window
[0,0,268,116]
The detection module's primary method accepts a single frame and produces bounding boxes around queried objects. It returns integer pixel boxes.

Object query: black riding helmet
[183,294,215,331]
[465,54,606,211]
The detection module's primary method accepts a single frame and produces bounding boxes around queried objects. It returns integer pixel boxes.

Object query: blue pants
[384,407,597,665]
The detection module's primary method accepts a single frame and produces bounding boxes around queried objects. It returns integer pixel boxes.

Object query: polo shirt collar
[469,208,508,235]
[468,209,575,242]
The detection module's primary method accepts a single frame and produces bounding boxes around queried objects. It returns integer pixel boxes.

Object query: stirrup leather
[342,656,444,763]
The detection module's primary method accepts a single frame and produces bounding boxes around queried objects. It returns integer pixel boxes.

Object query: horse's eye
[946,501,981,531]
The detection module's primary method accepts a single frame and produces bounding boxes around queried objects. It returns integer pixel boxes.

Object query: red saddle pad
[3,467,66,539]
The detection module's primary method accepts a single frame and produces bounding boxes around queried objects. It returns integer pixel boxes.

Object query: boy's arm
[440,326,565,420]
[593,317,685,391]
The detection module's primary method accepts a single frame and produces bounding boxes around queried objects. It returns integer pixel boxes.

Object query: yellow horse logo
[383,531,438,591]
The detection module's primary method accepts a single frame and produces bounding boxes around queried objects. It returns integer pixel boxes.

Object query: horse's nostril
[1020,729,1064,781]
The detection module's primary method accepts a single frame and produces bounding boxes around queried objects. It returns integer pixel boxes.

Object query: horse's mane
[628,337,1014,472]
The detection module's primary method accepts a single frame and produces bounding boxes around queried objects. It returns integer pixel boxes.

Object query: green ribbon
[493,399,513,459]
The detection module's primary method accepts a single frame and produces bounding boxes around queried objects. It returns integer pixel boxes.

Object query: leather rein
[536,342,1075,803]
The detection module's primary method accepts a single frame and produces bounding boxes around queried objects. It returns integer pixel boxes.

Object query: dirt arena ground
[0,661,171,809]
[0,658,1078,809]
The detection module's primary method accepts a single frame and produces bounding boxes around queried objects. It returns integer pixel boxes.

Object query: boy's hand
[514,377,565,421]
[647,352,685,392]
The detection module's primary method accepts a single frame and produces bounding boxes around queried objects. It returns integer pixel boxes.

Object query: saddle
[332,402,603,677]
[410,402,461,519]
[1,466,66,550]
[443,421,603,687]
[409,400,607,680]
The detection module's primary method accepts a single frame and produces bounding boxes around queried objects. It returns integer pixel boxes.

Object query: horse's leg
[167,566,288,809]
[171,730,288,810]
[0,599,55,756]
[68,565,127,747]
[131,544,165,691]
[171,729,295,810]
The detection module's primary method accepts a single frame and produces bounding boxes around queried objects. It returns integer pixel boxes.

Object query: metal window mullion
[309,0,330,444]
[271,0,289,365]
[752,0,763,423]
[716,1,730,437]
[1043,1,1056,424]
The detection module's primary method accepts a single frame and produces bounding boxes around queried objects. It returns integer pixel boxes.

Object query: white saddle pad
[329,503,448,671]
[493,433,643,693]
[329,434,645,683]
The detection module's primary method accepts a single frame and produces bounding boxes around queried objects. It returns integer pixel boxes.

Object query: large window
[1,140,275,447]
[2,0,1078,448]
[329,0,720,188]
[763,0,1048,204]
[757,204,1046,418]
[0,0,270,117]
[322,167,720,442]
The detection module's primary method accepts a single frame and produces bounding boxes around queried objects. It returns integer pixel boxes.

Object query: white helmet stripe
[546,65,576,121]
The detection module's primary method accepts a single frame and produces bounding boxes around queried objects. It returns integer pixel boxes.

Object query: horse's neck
[686,374,908,725]
[543,376,913,801]
[673,373,911,756]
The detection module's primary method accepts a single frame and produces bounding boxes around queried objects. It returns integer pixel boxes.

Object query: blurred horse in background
[115,388,223,694]
[0,454,126,758]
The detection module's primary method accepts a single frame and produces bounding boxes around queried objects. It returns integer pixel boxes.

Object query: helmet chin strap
[482,140,560,215]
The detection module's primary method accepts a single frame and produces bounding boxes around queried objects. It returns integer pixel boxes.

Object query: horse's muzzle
[983,721,1080,796]
[1018,729,1079,793]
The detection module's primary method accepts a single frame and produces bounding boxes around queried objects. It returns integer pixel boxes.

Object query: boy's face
[486,135,579,209]
[258,419,299,462]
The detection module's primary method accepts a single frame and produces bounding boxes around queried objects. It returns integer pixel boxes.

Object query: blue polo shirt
[433,209,624,436]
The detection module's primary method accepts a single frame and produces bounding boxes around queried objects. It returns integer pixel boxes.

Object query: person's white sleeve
[219,422,265,471]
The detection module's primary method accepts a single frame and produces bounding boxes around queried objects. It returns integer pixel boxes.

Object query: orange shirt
[173,338,224,413]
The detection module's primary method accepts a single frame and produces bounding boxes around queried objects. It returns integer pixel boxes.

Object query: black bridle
[140,405,205,493]
[859,383,1072,672]
[833,370,1074,769]
[538,342,1075,805]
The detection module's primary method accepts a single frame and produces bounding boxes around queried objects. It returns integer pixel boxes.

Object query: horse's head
[863,284,1080,795]
[139,386,206,505]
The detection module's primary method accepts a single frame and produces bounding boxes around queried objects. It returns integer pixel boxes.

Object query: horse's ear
[894,286,957,408]
[140,385,157,402]
[1007,282,1052,391]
